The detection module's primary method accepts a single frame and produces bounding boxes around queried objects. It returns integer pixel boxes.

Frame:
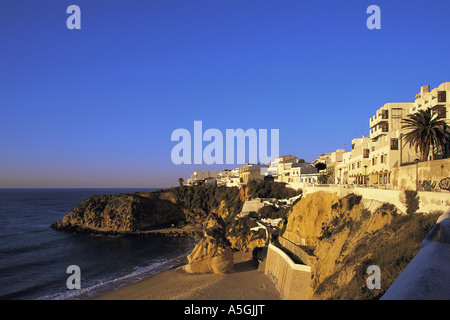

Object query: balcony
[369,111,389,128]
[370,124,389,139]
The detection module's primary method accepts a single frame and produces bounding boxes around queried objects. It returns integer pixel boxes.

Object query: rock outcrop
[180,214,234,274]
[181,236,234,274]
[51,192,185,233]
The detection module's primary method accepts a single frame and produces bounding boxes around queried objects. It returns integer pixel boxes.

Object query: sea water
[0,188,197,300]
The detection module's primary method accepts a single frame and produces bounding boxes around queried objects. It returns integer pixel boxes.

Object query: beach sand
[95,251,281,300]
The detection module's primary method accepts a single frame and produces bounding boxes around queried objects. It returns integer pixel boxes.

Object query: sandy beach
[95,251,281,300]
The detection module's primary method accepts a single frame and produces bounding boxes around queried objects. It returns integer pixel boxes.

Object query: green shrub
[400,190,420,214]
[245,180,301,199]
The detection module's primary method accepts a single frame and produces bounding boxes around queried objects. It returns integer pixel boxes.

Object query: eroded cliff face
[51,192,185,233]
[281,191,440,300]
[180,213,234,274]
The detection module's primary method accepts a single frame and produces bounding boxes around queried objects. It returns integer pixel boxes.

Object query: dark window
[363,149,370,158]
[438,91,447,103]
[390,138,398,150]
[382,110,389,119]
[381,123,389,132]
[437,107,446,118]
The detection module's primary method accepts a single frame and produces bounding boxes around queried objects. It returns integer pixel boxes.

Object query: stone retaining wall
[264,243,312,300]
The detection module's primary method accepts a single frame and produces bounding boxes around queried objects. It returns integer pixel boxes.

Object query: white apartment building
[217,168,240,187]
[288,162,318,183]
[299,172,322,184]
[268,155,299,178]
[187,170,217,185]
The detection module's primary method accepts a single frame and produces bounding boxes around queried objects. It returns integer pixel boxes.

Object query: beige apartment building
[369,102,415,186]
[348,136,371,185]
[239,163,267,185]
[364,82,449,188]
[324,149,346,184]
[335,151,351,184]
[407,83,450,160]
[366,82,450,187]
[410,83,449,121]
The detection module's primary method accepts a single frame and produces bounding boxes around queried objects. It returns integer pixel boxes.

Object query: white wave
[36,247,193,300]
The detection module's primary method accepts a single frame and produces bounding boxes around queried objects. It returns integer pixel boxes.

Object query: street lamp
[364,165,368,186]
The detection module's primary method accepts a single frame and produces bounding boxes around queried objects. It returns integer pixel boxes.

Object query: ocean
[0,188,197,300]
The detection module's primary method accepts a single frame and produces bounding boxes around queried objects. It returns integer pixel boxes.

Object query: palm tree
[401,108,449,161]
[178,177,184,186]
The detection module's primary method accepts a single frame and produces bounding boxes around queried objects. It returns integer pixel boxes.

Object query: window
[372,158,376,165]
[381,155,384,163]
[382,110,389,119]
[363,149,370,158]
[381,123,389,132]
[438,91,447,103]
[392,108,403,117]
[436,107,446,119]
[390,138,398,150]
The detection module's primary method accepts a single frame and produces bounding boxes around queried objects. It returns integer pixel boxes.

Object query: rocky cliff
[51,192,186,233]
[280,191,440,299]
[180,213,234,274]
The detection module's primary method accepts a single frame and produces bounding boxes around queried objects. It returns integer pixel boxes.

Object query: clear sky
[0,0,449,188]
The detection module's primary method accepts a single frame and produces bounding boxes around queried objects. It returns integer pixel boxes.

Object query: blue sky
[0,0,449,188]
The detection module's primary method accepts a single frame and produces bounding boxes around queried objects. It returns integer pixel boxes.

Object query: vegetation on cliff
[245,180,301,200]
[171,182,300,251]
[51,182,299,249]
[172,185,243,223]
[281,191,440,300]
[51,192,185,232]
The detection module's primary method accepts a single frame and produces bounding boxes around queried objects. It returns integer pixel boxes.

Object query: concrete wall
[264,243,312,300]
[392,158,450,192]
[279,236,317,266]
[295,185,450,214]
[240,198,265,214]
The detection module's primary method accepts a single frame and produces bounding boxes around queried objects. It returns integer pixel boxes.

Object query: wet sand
[95,251,281,300]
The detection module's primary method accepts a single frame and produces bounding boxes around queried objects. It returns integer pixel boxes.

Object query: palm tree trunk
[422,146,429,161]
